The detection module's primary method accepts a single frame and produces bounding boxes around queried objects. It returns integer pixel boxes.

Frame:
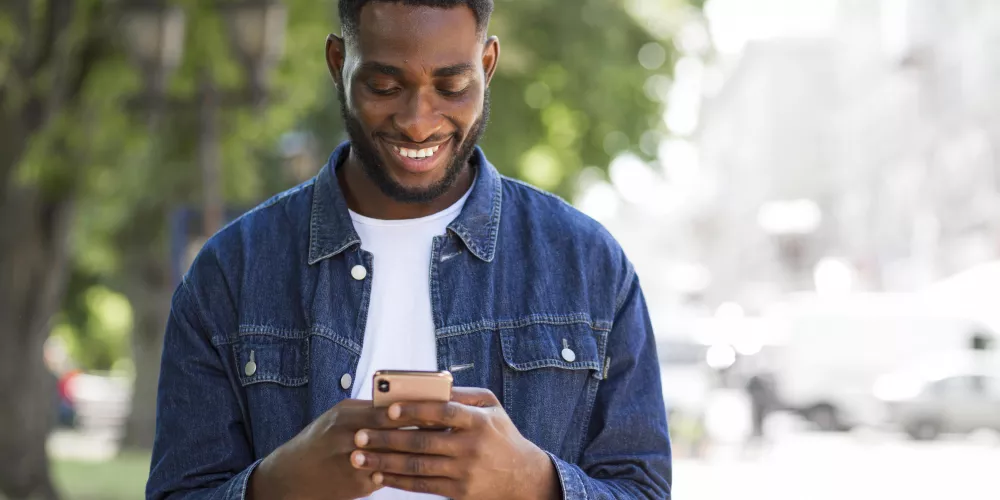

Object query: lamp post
[199,0,286,232]
[223,0,287,107]
[121,0,287,237]
[120,1,187,127]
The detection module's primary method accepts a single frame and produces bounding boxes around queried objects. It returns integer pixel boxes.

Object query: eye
[366,82,400,96]
[437,86,470,98]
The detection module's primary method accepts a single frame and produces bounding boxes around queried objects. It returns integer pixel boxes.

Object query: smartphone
[372,370,453,408]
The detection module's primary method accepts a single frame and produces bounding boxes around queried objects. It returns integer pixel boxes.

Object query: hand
[351,387,561,500]
[248,399,405,500]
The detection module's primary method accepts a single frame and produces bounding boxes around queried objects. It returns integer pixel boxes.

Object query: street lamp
[223,0,288,106]
[120,1,187,120]
[121,0,287,237]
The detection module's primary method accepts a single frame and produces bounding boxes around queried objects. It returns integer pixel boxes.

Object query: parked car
[874,358,1000,440]
[766,292,992,431]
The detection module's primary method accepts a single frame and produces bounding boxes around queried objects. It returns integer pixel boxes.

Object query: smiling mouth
[389,143,442,161]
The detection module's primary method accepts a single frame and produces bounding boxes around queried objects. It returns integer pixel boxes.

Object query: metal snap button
[351,265,367,280]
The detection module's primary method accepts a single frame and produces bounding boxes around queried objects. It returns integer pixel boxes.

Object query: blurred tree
[478,0,684,196]
[0,0,119,497]
[86,0,338,451]
[1,0,695,496]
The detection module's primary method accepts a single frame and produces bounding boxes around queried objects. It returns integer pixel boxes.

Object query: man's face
[328,3,499,203]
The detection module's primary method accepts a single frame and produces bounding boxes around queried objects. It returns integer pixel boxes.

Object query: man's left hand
[351,387,561,500]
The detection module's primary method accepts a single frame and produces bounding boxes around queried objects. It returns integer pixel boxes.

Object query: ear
[326,33,347,89]
[482,36,500,87]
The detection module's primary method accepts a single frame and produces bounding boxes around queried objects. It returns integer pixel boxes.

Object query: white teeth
[393,145,441,160]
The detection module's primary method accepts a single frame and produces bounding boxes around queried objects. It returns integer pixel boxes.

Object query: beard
[337,87,491,204]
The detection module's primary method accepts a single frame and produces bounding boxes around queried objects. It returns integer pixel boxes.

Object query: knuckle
[411,432,431,452]
[406,455,424,475]
[372,411,391,428]
[483,389,500,405]
[412,478,432,493]
[444,403,460,421]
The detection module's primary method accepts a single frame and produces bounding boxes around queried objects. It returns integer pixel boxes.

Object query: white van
[764,293,993,430]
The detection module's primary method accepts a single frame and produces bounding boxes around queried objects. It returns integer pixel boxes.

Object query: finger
[450,387,501,408]
[331,404,406,430]
[356,429,464,456]
[378,473,457,497]
[352,450,459,478]
[391,401,477,429]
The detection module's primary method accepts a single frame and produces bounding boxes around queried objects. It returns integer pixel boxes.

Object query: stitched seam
[232,341,310,387]
[307,166,358,265]
[308,176,323,265]
[505,360,602,372]
[501,175,570,205]
[498,329,608,372]
[502,334,514,418]
[430,237,444,334]
[230,327,362,355]
[614,264,637,315]
[486,172,502,262]
[436,314,612,338]
[575,367,602,463]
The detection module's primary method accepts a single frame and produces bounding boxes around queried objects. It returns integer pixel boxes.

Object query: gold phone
[372,370,454,408]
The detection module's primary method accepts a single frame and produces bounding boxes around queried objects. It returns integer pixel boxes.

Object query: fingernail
[352,451,366,467]
[372,472,384,485]
[388,404,401,420]
[355,430,369,447]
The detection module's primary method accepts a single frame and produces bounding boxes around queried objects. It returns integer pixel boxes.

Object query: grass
[52,451,150,500]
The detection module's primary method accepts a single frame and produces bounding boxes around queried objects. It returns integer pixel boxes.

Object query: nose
[392,88,443,143]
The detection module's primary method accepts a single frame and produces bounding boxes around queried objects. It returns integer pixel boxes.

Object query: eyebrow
[360,62,475,78]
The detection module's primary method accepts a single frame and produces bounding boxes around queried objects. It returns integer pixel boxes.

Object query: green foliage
[14,0,694,370]
[53,281,134,371]
[472,0,681,196]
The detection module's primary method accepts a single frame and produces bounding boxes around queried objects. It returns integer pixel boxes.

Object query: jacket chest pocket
[233,333,311,457]
[499,321,608,457]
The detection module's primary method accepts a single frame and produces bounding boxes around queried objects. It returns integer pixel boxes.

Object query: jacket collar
[308,141,502,265]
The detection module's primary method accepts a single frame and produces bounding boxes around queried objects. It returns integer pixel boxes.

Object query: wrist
[247,456,277,500]
[529,446,562,500]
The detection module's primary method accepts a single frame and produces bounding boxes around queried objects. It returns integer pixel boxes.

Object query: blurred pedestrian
[744,371,776,449]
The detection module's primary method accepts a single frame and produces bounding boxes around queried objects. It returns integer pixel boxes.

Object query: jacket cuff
[229,458,265,500]
[545,451,587,500]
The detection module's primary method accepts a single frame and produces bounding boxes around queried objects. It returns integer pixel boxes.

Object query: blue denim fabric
[147,142,672,499]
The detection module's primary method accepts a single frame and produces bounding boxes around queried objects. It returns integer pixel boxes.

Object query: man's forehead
[354,2,481,61]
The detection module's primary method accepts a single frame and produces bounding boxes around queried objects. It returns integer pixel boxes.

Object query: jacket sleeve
[548,271,672,499]
[146,280,260,500]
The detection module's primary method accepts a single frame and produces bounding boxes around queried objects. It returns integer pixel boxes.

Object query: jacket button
[351,265,367,280]
[341,373,353,390]
[561,348,577,363]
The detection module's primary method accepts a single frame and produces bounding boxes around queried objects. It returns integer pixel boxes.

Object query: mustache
[375,132,458,146]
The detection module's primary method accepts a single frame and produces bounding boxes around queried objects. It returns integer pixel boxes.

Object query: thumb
[450,387,501,408]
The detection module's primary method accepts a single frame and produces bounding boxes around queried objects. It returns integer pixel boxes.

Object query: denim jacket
[147,143,672,499]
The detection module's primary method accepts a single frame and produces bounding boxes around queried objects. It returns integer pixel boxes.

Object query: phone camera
[377,380,390,393]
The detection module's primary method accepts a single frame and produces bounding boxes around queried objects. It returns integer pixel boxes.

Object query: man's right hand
[247,399,398,500]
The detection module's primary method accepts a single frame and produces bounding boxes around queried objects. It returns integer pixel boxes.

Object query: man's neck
[337,151,474,220]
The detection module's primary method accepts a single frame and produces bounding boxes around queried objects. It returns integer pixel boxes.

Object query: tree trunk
[0,188,74,500]
[118,209,173,452]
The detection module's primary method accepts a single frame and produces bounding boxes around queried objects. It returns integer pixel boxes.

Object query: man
[146,1,671,499]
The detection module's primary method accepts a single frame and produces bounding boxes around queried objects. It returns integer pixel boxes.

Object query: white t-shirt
[349,185,473,500]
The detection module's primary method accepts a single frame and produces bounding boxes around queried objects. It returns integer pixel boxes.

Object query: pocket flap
[500,321,607,374]
[233,334,309,387]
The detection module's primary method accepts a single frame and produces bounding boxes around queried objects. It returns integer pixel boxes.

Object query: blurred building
[691,0,1000,308]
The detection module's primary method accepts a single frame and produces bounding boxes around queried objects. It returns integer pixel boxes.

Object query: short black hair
[338,0,494,42]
